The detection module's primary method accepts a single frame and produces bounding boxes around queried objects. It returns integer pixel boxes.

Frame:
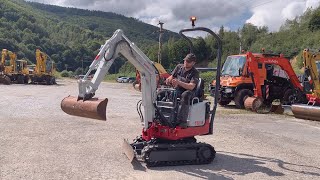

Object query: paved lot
[0,79,319,179]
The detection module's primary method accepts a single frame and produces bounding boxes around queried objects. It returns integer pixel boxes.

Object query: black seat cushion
[194,78,204,101]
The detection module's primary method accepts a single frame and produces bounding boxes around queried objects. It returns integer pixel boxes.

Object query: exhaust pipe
[61,96,108,120]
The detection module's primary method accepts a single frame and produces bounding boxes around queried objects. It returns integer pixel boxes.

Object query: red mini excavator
[61,18,223,167]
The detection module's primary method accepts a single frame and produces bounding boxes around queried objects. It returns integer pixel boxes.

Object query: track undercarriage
[124,136,216,167]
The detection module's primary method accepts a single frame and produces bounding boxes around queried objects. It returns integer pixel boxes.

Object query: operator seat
[193,78,204,102]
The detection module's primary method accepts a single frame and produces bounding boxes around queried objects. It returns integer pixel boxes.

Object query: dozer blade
[61,96,108,120]
[0,75,11,85]
[122,139,135,162]
[292,104,320,121]
[244,97,263,111]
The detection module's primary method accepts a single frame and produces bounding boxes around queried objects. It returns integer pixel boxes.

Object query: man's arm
[165,65,180,85]
[173,80,196,90]
[172,70,199,90]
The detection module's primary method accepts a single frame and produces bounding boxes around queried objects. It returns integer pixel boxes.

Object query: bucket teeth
[61,96,108,120]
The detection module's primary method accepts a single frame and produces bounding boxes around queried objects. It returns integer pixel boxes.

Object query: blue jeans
[176,89,194,124]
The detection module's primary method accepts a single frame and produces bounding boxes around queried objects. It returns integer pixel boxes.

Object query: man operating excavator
[165,53,199,128]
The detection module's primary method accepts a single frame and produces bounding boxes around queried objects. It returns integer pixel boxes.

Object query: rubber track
[141,142,216,167]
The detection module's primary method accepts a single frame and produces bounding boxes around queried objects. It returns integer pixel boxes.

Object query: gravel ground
[0,79,319,180]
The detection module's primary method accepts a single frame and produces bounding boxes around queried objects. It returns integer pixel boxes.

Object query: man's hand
[165,76,173,85]
[171,79,180,88]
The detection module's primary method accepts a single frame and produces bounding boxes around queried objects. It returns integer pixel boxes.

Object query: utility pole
[238,30,242,54]
[82,59,84,75]
[157,21,164,64]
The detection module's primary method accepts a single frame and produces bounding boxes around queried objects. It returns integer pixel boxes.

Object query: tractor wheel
[17,75,24,84]
[50,77,55,85]
[0,75,11,85]
[234,89,253,109]
[282,89,295,105]
[24,76,29,84]
[52,77,56,84]
[218,99,231,106]
[46,76,51,85]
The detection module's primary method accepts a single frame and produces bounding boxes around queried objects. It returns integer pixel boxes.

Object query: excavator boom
[61,29,158,129]
[292,49,320,121]
[244,52,305,111]
[0,49,16,84]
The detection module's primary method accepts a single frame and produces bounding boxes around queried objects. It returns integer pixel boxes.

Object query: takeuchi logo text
[264,59,278,64]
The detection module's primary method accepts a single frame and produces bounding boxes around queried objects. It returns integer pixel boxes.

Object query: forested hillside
[0,0,179,73]
[1,0,320,75]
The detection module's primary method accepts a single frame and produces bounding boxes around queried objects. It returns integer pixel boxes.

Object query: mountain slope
[0,0,179,71]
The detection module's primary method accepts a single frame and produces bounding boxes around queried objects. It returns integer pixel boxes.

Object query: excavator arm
[246,52,303,97]
[35,49,47,75]
[1,49,16,74]
[303,49,320,98]
[0,49,16,85]
[245,52,305,111]
[61,29,158,130]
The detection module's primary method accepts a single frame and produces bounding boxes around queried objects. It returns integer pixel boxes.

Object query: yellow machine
[30,49,56,85]
[0,49,29,84]
[2,49,17,74]
[303,49,320,99]
[0,49,13,84]
[291,49,320,121]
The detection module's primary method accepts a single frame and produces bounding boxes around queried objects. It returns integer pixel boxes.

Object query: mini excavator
[61,19,223,166]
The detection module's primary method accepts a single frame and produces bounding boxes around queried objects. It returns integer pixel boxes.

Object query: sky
[28,0,320,36]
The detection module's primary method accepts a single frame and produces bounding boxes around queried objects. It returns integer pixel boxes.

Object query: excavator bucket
[292,104,320,121]
[270,105,284,114]
[0,75,11,85]
[61,96,108,120]
[244,97,264,111]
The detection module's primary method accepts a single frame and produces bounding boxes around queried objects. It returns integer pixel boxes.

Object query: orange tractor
[210,53,260,108]
[211,52,306,111]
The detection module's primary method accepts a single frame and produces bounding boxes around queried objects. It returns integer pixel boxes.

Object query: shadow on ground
[132,151,320,179]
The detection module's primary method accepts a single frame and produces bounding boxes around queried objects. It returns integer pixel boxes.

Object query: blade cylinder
[61,96,108,120]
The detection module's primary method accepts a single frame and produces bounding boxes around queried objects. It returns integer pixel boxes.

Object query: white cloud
[28,0,320,35]
[246,0,320,31]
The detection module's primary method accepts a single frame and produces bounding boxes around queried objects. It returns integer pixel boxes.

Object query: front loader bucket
[0,75,11,85]
[61,96,108,120]
[292,104,320,121]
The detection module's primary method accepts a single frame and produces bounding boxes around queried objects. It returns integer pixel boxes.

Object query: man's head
[183,53,196,69]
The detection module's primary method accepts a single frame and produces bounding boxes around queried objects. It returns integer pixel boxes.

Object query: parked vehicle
[127,77,136,83]
[117,77,135,83]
